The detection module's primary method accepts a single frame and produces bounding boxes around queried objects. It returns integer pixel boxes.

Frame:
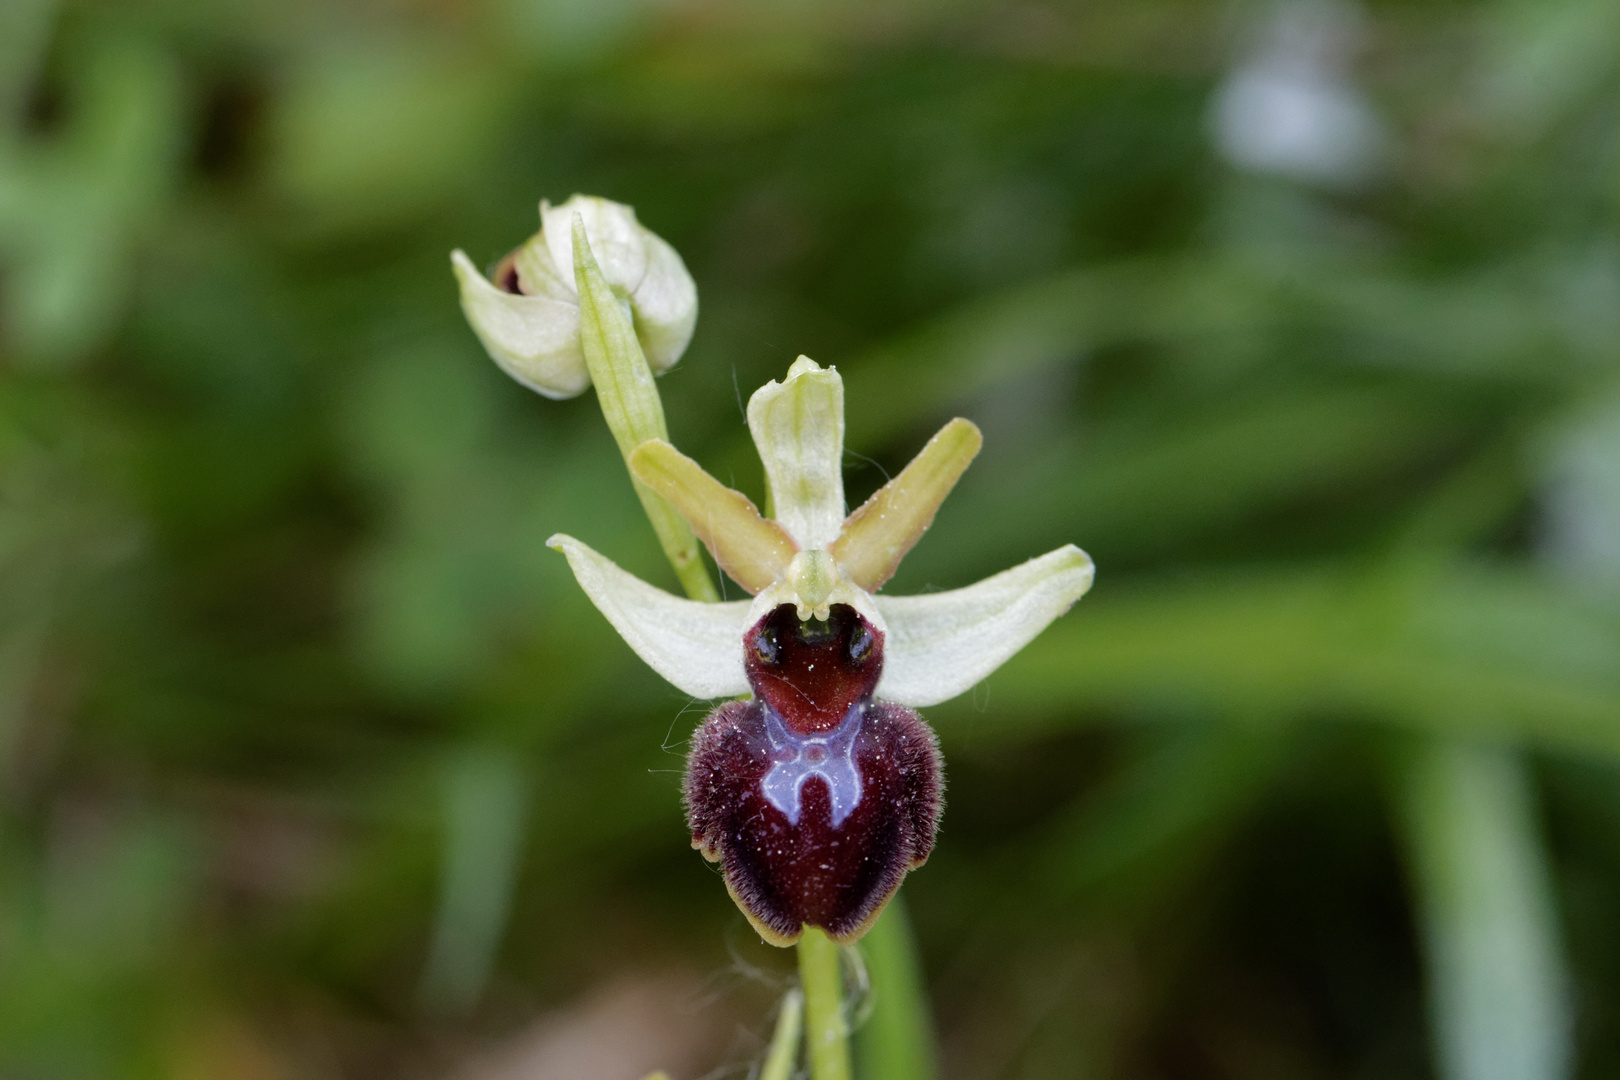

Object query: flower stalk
[571,216,718,602]
[761,988,805,1080]
[799,927,853,1080]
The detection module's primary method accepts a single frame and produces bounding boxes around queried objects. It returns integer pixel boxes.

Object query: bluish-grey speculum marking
[689,594,952,943]
[761,703,863,827]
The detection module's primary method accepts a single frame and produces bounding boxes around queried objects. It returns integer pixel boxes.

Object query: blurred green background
[3,0,1620,1077]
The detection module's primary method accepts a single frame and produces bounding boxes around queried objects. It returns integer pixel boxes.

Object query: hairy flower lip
[686,697,942,946]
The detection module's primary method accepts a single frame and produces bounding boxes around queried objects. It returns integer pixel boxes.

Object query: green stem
[856,895,937,1080]
[761,987,805,1080]
[571,215,719,602]
[799,927,852,1080]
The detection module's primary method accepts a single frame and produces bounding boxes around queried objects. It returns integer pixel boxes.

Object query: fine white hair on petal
[548,534,753,700]
[873,545,1095,707]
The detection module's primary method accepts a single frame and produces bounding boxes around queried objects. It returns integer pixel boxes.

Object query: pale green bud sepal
[540,196,697,372]
[571,215,718,603]
[450,250,591,399]
[451,194,697,399]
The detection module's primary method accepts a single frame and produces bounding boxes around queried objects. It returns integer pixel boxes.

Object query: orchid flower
[549,357,1094,946]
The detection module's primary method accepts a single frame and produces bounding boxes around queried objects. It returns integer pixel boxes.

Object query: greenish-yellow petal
[630,439,799,594]
[830,417,982,591]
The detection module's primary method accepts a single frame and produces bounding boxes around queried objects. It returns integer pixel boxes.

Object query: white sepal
[631,230,698,374]
[548,534,752,699]
[451,250,590,400]
[746,357,847,549]
[536,197,697,373]
[541,195,649,296]
[873,545,1095,707]
[510,230,576,302]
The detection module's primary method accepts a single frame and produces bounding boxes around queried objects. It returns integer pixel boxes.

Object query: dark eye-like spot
[848,623,873,663]
[755,628,781,666]
[745,604,883,735]
[494,253,524,294]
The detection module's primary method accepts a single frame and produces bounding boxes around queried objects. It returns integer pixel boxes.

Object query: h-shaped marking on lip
[760,703,864,828]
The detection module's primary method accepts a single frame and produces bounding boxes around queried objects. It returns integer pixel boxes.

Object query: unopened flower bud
[451,195,697,399]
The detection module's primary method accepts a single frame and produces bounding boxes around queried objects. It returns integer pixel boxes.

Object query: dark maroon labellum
[685,603,943,945]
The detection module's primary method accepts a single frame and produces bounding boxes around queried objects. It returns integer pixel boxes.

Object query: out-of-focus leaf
[0,0,55,122]
[1477,0,1620,137]
[895,381,1475,585]
[1400,738,1572,1080]
[1541,388,1620,595]
[846,253,1586,448]
[420,744,529,1014]
[1033,724,1287,905]
[265,39,511,234]
[855,894,938,1080]
[982,563,1620,759]
[0,30,186,364]
[0,809,198,1079]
